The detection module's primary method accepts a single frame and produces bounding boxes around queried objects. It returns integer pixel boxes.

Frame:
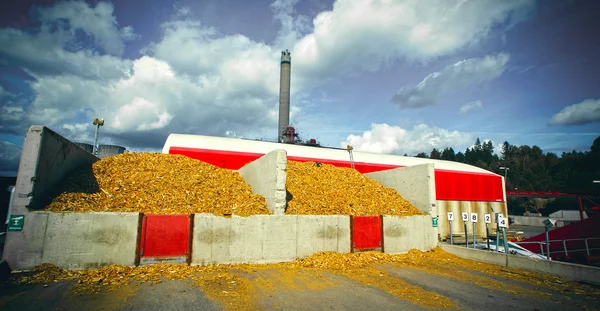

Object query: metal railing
[515,237,600,257]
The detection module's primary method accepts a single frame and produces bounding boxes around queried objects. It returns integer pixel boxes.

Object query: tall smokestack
[278,49,291,142]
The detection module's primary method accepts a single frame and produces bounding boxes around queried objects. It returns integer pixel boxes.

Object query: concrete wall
[3,126,99,270]
[510,215,546,226]
[365,164,436,216]
[439,244,600,286]
[383,215,437,253]
[3,212,139,271]
[239,150,287,215]
[192,214,350,265]
[41,212,139,270]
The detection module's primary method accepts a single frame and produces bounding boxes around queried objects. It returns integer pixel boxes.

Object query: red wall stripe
[169,146,504,202]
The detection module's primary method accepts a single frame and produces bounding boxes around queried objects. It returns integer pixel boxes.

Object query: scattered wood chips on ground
[45,153,270,216]
[285,161,424,216]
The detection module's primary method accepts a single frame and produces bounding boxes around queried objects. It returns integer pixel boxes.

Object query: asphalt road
[1,260,598,311]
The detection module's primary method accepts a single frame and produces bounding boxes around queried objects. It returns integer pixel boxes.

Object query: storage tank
[98,144,126,159]
[162,133,508,240]
[73,142,94,153]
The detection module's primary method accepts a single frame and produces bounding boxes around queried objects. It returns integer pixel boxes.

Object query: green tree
[441,147,456,161]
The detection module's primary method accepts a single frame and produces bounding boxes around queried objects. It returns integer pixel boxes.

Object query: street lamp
[499,167,510,188]
[92,117,104,157]
[594,180,600,184]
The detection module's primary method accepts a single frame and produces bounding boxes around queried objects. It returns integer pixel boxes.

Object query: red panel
[169,146,504,202]
[435,170,504,202]
[519,214,600,260]
[140,215,190,257]
[352,216,382,251]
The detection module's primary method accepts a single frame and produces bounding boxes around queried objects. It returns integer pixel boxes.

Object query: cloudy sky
[1,0,599,175]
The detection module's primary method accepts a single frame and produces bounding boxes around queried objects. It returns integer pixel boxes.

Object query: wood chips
[285,161,425,216]
[46,153,270,216]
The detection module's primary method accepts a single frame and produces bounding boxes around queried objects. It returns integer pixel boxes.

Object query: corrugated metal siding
[436,200,507,239]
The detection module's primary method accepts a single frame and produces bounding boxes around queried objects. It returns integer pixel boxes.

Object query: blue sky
[0,0,599,175]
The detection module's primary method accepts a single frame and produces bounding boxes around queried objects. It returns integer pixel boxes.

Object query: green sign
[432,217,438,228]
[8,214,24,231]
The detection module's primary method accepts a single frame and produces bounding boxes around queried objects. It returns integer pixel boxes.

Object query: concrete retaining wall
[365,164,436,216]
[439,244,600,285]
[192,214,350,265]
[383,215,438,253]
[239,150,287,215]
[41,212,140,270]
[510,215,545,226]
[3,126,99,270]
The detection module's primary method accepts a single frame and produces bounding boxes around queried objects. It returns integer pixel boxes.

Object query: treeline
[409,136,600,215]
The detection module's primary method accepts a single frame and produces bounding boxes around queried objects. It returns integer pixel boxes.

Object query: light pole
[93,117,104,157]
[499,166,510,188]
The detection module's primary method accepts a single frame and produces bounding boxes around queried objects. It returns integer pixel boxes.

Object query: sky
[0,0,599,176]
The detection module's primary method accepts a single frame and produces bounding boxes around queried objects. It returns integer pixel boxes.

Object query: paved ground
[1,258,599,311]
[509,225,546,239]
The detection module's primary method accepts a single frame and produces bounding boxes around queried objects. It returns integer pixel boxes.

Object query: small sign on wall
[8,215,24,231]
[432,217,438,227]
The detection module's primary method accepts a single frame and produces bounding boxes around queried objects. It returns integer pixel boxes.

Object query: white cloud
[341,123,475,155]
[0,0,537,173]
[391,53,510,109]
[549,99,600,126]
[0,141,22,176]
[0,86,27,134]
[460,100,483,114]
[293,0,533,85]
[270,0,312,49]
[0,1,134,80]
[35,0,137,55]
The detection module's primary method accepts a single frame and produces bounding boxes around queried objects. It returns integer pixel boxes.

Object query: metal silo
[98,144,126,159]
[73,142,94,153]
[278,49,291,142]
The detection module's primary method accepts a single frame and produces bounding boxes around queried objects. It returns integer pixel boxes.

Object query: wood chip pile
[46,153,270,216]
[285,161,425,216]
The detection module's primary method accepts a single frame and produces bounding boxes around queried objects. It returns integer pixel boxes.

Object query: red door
[351,216,383,252]
[139,214,191,264]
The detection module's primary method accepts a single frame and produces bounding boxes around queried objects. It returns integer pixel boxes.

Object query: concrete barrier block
[383,215,436,254]
[228,216,265,263]
[239,149,287,215]
[192,214,215,265]
[510,215,545,226]
[41,212,139,270]
[296,215,349,257]
[192,214,352,265]
[365,164,436,216]
[262,215,298,261]
[337,216,351,253]
[3,126,99,270]
[2,212,49,270]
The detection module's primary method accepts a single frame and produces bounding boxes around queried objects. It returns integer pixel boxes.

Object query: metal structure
[278,49,291,142]
[347,145,355,169]
[92,117,104,157]
[73,142,94,153]
[98,144,127,159]
[506,191,599,220]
